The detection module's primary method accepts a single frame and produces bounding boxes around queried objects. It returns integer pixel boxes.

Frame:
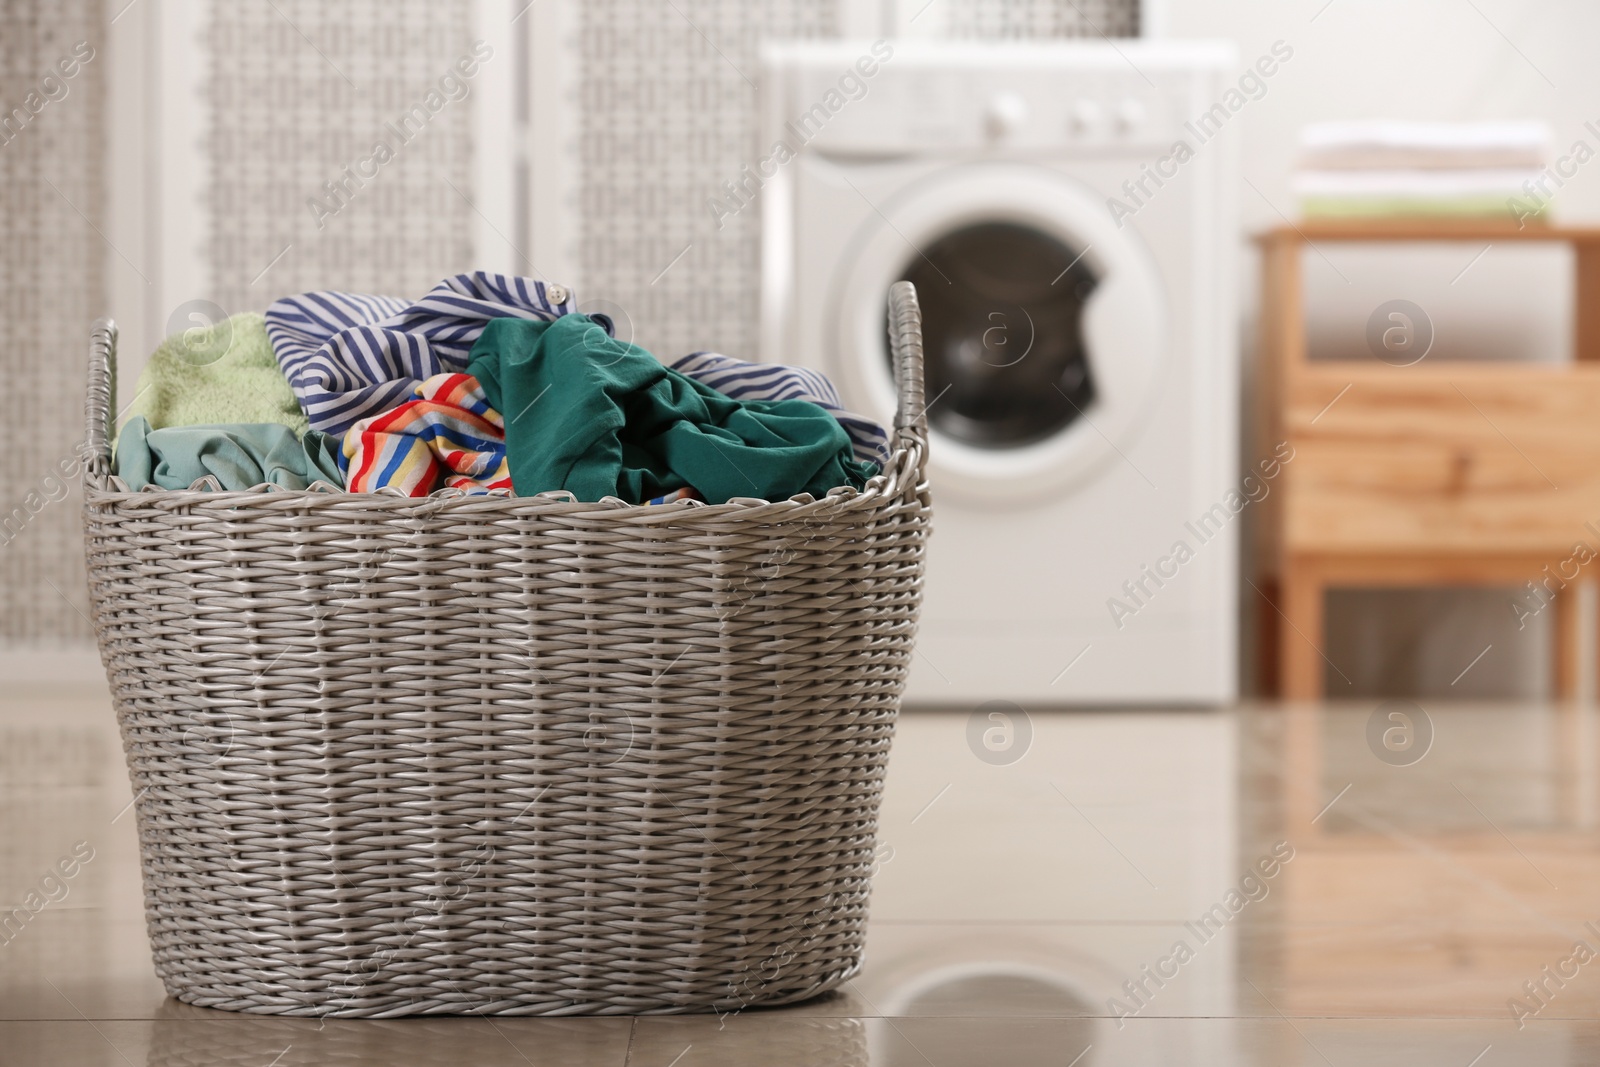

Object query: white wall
[1167,0,1599,222]
[1165,0,1600,698]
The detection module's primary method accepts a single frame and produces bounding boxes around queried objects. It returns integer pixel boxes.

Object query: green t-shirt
[466,315,875,504]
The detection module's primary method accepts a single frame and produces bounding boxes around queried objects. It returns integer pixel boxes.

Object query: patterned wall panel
[0,0,1134,640]
[0,0,105,641]
[569,0,1137,362]
[945,0,1139,38]
[205,0,479,315]
[572,1,842,361]
[0,0,484,641]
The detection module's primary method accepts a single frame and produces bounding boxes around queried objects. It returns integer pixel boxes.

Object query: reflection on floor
[3,677,1599,1065]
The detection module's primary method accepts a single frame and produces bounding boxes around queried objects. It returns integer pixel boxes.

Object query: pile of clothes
[114,273,889,506]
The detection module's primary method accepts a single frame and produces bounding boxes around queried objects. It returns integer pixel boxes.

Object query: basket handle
[888,280,926,441]
[85,317,118,478]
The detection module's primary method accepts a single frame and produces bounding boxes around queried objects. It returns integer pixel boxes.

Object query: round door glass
[895,222,1099,449]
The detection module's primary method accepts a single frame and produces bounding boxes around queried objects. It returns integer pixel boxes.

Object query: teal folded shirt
[465,316,877,504]
[114,417,344,492]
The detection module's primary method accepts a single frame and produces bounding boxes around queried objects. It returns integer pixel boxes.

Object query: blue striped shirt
[265,272,585,435]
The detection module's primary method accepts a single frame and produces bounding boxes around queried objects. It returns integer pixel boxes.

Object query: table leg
[1281,565,1325,701]
[1554,583,1583,700]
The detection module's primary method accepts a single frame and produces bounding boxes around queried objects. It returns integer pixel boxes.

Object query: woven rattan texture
[204,0,477,315]
[82,285,930,1016]
[0,0,104,640]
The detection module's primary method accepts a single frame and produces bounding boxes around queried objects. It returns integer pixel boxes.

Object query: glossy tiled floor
[4,674,1599,1065]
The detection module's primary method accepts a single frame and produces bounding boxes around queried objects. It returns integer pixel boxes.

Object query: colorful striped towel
[342,373,513,497]
[342,372,704,504]
[669,351,890,468]
[265,272,592,435]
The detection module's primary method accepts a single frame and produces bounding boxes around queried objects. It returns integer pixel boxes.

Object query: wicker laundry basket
[82,282,930,1018]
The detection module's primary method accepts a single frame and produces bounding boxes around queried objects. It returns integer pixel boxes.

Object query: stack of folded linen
[1293,121,1551,221]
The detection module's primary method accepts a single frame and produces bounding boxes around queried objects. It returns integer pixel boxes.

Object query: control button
[985,92,1029,140]
[1070,99,1102,134]
[1116,98,1146,133]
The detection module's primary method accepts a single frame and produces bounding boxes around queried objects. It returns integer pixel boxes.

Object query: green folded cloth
[113,417,343,492]
[123,311,309,435]
[1300,195,1541,220]
[466,315,876,504]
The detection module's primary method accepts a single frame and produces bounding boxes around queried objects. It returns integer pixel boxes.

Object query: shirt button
[546,284,569,306]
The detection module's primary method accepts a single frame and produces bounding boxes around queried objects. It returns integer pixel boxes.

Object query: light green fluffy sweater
[122,311,308,435]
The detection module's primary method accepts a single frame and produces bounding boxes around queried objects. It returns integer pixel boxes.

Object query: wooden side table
[1257,220,1600,700]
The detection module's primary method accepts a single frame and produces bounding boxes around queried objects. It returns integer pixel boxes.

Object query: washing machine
[760,41,1241,705]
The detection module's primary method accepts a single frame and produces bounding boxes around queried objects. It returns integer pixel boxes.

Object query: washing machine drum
[901,221,1098,449]
[835,165,1167,498]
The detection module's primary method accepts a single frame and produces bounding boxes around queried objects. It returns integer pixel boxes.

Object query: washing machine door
[832,164,1167,500]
